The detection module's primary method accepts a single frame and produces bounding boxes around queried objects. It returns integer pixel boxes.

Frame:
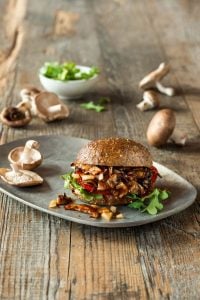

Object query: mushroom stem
[156,82,175,97]
[20,140,40,163]
[10,163,22,174]
[169,129,187,146]
[48,104,62,114]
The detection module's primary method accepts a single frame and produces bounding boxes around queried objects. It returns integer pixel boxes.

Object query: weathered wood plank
[0,0,199,299]
[143,0,200,131]
[91,1,200,299]
[0,196,72,300]
[67,224,147,299]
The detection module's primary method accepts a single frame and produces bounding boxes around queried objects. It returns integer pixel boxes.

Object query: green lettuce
[40,62,99,81]
[128,188,170,215]
[80,97,111,113]
[62,172,103,202]
[80,101,105,112]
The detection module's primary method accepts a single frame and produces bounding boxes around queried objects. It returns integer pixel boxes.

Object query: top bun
[74,137,152,167]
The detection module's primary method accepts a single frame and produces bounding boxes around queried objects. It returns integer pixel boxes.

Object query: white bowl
[39,65,99,100]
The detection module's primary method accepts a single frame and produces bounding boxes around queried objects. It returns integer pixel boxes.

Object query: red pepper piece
[78,180,96,193]
[82,183,96,192]
[151,166,159,184]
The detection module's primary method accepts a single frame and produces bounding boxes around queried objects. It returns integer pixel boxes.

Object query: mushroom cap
[8,146,42,170]
[139,62,170,90]
[0,107,32,128]
[34,92,69,122]
[0,167,43,187]
[146,109,176,147]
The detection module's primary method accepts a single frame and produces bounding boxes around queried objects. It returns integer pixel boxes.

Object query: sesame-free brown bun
[74,137,152,167]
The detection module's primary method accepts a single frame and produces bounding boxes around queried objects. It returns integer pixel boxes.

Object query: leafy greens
[128,188,170,215]
[80,97,111,113]
[80,101,105,112]
[40,62,99,81]
[62,172,103,202]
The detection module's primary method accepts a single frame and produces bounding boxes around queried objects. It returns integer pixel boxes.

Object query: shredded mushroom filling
[72,164,156,200]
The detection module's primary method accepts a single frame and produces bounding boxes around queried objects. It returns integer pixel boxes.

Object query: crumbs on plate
[49,193,124,221]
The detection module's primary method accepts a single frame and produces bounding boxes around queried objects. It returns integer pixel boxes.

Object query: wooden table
[0,0,200,299]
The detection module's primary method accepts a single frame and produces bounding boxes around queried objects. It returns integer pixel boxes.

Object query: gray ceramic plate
[0,135,197,228]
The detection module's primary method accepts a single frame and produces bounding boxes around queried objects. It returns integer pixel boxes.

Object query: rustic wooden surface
[0,0,200,299]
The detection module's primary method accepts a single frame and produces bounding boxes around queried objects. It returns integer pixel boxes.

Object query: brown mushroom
[139,62,175,96]
[0,105,32,128]
[0,163,43,187]
[146,109,176,147]
[136,90,160,111]
[34,92,69,122]
[8,140,42,170]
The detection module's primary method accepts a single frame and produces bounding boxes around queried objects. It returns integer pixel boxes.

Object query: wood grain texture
[0,0,200,299]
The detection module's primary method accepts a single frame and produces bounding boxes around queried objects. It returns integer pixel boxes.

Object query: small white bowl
[39,65,99,100]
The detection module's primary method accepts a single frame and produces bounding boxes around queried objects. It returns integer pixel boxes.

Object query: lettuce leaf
[62,172,103,202]
[40,62,99,81]
[128,188,170,215]
[80,97,111,113]
[80,101,105,112]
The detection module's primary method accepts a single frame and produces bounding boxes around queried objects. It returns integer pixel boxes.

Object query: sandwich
[63,137,160,206]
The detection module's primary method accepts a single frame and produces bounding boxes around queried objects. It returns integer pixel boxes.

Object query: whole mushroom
[8,140,42,170]
[0,105,32,128]
[139,62,175,96]
[34,92,69,122]
[136,90,160,112]
[146,109,176,147]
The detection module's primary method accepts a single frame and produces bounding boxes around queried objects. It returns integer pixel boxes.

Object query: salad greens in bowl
[39,62,100,100]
